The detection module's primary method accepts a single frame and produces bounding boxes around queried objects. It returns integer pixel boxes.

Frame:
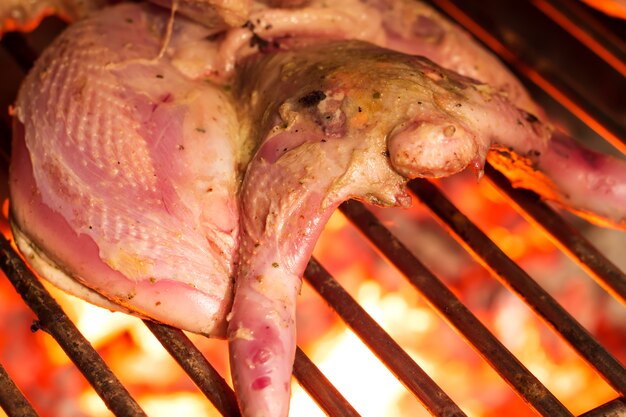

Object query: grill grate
[0,362,38,417]
[0,0,625,416]
[0,235,148,417]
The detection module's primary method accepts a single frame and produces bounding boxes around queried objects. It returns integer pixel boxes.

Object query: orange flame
[0,177,623,416]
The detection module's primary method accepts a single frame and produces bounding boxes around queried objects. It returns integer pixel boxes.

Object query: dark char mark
[298,90,327,108]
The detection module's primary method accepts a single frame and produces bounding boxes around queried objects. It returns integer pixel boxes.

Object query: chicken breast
[10,3,242,336]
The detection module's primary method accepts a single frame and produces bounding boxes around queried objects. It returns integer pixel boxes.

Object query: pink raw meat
[11,3,241,336]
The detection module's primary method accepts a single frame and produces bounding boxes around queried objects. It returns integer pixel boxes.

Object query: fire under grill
[0,0,625,416]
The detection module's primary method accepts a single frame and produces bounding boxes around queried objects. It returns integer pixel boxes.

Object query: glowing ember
[0,172,624,416]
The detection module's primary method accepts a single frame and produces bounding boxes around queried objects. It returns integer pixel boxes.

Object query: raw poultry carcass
[7,1,626,416]
[10,2,245,336]
[228,39,557,416]
[0,0,253,34]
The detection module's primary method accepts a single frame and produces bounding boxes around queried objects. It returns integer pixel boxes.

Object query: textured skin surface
[227,40,552,416]
[11,4,240,336]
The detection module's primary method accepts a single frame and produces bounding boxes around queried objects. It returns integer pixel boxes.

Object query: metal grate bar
[483,163,626,304]
[339,200,573,417]
[0,234,148,417]
[145,315,362,417]
[428,0,626,153]
[304,258,468,417]
[142,320,241,417]
[0,362,38,417]
[409,179,626,396]
[293,347,362,417]
[532,0,626,77]
[579,397,626,417]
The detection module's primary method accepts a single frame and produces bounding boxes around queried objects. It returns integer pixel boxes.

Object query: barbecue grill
[0,0,625,416]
